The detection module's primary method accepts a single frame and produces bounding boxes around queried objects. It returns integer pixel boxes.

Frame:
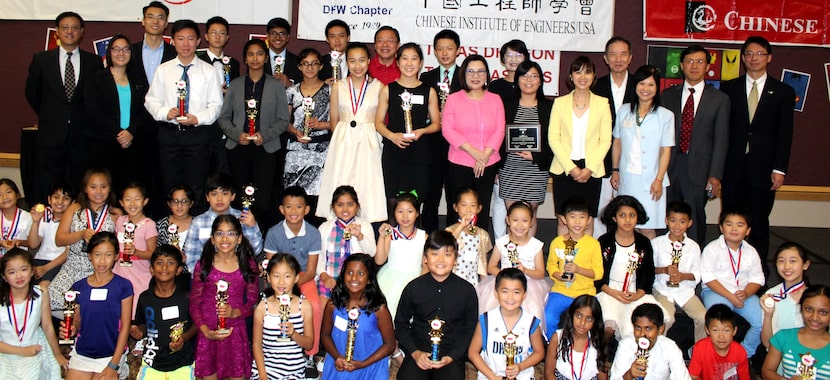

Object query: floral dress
[284,83,331,196]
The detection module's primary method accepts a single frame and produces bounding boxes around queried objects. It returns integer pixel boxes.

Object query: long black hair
[330,253,386,313]
[198,215,258,283]
[0,248,39,306]
[262,253,302,298]
[557,294,606,366]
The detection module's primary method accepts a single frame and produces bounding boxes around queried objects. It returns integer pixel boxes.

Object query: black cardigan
[594,231,656,293]
[83,69,148,140]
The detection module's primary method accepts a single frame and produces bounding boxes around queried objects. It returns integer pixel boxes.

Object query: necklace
[574,102,587,110]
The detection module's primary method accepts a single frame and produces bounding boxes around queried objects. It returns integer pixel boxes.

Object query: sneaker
[304,356,319,379]
[131,338,145,356]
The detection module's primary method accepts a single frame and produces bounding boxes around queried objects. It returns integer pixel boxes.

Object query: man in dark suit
[661,45,730,244]
[25,11,103,204]
[126,1,176,217]
[264,18,302,87]
[318,19,350,82]
[197,16,240,178]
[720,36,795,274]
[419,29,462,232]
[592,36,636,236]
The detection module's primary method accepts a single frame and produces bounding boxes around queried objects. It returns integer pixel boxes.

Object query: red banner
[643,0,830,47]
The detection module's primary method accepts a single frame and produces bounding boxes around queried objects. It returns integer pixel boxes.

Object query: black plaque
[506,124,541,152]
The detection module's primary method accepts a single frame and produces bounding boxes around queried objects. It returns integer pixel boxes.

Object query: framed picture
[505,124,541,152]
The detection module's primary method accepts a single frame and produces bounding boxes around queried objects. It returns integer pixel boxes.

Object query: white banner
[0,0,290,25]
[297,0,613,52]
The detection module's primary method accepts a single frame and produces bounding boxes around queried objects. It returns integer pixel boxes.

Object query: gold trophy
[330,51,342,82]
[429,316,445,361]
[503,331,519,380]
[562,237,577,281]
[438,82,450,111]
[168,224,180,250]
[506,241,519,268]
[345,307,360,361]
[400,90,416,138]
[120,221,135,267]
[667,241,684,287]
[246,99,258,140]
[216,280,230,334]
[60,290,78,344]
[798,353,817,380]
[635,337,651,380]
[274,55,284,74]
[169,321,185,353]
[277,293,292,342]
[300,97,314,142]
[241,185,256,213]
[176,79,188,121]
[221,56,231,88]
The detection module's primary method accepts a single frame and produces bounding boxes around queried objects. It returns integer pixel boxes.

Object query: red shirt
[368,56,399,85]
[688,337,751,380]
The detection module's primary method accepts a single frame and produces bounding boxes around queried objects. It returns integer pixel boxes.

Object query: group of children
[0,167,828,380]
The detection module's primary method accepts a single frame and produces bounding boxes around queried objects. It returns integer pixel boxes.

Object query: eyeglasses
[111,47,131,54]
[743,51,769,58]
[505,52,524,59]
[299,62,321,68]
[520,74,541,80]
[683,59,707,65]
[213,231,239,238]
[209,31,227,37]
[466,69,488,77]
[269,31,288,38]
[60,25,81,32]
[168,199,192,206]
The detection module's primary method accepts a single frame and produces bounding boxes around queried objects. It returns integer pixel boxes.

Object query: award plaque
[277,293,292,342]
[506,124,541,152]
[429,316,445,361]
[345,307,360,361]
[60,291,78,344]
[216,280,230,334]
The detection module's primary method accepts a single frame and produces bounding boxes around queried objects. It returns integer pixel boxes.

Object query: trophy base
[666,281,680,288]
[246,135,258,140]
[561,274,574,282]
[299,136,312,142]
[176,116,188,122]
[120,261,133,267]
[216,328,230,335]
[403,133,416,139]
[59,338,75,345]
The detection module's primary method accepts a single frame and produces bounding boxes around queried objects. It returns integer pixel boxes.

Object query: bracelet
[107,361,119,371]
[610,168,620,172]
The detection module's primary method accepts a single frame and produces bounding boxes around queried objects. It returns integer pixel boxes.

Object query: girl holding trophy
[190,215,259,380]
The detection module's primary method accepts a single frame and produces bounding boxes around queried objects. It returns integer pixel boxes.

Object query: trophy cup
[168,224,180,250]
[400,90,416,138]
[176,79,188,121]
[623,252,641,293]
[798,352,817,380]
[635,337,651,380]
[429,316,445,361]
[330,51,342,82]
[274,56,284,74]
[666,241,684,287]
[300,97,314,142]
[467,215,478,235]
[246,99,258,140]
[216,280,230,334]
[241,185,256,212]
[562,237,577,281]
[60,290,78,344]
[505,241,519,268]
[120,221,135,267]
[169,321,185,352]
[345,307,360,361]
[438,82,450,111]
[503,331,519,380]
[277,293,292,342]
[221,56,231,88]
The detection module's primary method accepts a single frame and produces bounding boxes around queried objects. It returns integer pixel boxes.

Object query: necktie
[443,69,449,84]
[679,87,695,154]
[64,52,76,100]
[748,80,758,123]
[179,64,192,114]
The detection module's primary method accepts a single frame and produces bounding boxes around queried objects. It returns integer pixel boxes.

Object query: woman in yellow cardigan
[548,56,612,237]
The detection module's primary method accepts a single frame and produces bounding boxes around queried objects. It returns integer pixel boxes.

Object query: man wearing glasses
[661,45,730,245]
[265,17,302,87]
[720,36,795,275]
[25,11,103,204]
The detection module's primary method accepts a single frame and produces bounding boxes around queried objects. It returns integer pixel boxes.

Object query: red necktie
[679,87,695,153]
[443,69,449,84]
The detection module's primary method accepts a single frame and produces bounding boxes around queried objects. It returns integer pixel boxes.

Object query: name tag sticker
[334,315,348,332]
[199,228,211,239]
[264,315,281,329]
[161,306,179,320]
[90,288,108,301]
[411,94,425,105]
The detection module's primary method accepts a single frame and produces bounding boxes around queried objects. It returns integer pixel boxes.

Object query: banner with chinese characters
[0,0,289,25]
[297,0,614,52]
[646,45,741,91]
[643,0,830,47]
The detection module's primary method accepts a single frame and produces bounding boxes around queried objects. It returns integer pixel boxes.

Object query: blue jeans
[701,288,762,357]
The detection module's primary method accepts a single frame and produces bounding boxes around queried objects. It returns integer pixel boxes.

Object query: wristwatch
[107,361,119,371]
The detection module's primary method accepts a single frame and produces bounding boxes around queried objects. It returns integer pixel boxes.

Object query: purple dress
[190,260,259,378]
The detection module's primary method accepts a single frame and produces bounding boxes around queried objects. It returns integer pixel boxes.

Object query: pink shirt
[441,90,505,167]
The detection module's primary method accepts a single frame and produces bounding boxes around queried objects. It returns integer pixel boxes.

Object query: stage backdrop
[643,0,830,47]
[0,0,290,24]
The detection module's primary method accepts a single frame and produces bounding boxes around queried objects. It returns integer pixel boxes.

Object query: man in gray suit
[661,45,730,244]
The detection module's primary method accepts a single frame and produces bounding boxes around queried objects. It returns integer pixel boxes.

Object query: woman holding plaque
[442,54,505,233]
[48,169,117,312]
[315,42,387,223]
[497,61,553,237]
[285,48,331,220]
[218,38,290,229]
[83,34,149,195]
[375,43,440,208]
[609,65,674,239]
[548,56,612,237]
